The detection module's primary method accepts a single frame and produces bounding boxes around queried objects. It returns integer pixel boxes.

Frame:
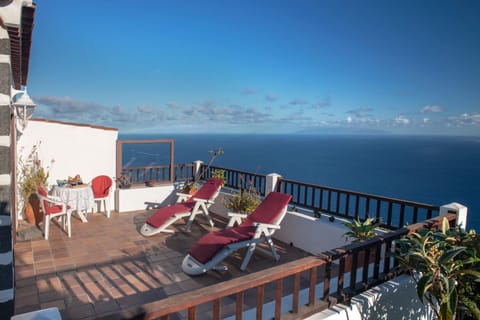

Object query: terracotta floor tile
[40,299,66,311]
[61,303,95,320]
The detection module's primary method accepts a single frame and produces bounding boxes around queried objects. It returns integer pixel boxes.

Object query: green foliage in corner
[395,218,480,320]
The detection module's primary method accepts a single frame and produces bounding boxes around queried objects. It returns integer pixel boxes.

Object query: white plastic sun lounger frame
[140,189,221,237]
[182,205,289,276]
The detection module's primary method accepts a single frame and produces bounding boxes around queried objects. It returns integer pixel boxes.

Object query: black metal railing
[278,178,440,229]
[202,165,267,196]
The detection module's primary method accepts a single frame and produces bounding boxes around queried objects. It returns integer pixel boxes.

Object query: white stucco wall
[17,119,118,185]
[305,275,434,320]
[274,211,349,254]
[115,185,175,212]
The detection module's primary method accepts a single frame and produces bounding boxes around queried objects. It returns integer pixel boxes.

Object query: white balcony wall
[17,119,118,208]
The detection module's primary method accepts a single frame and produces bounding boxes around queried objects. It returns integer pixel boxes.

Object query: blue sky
[28,0,480,135]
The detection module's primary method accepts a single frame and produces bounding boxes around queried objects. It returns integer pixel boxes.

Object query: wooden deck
[14,209,311,319]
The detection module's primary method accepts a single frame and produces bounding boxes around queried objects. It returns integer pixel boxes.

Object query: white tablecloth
[52,185,95,222]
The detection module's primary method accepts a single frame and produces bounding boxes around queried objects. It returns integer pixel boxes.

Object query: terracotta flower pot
[24,194,42,225]
[24,201,36,224]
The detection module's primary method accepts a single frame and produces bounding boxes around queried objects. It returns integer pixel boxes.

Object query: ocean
[120,134,480,231]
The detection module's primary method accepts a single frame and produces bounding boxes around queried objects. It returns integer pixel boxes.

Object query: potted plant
[182,179,198,195]
[211,168,226,186]
[395,218,480,320]
[342,217,380,242]
[17,144,52,224]
[118,172,132,189]
[225,175,261,214]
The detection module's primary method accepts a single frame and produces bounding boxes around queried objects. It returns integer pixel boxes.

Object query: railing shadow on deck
[96,213,457,320]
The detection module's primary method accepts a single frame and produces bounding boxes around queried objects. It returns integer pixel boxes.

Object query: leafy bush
[225,175,260,214]
[343,217,380,242]
[395,218,480,320]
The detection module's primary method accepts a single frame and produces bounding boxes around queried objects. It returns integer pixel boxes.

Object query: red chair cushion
[45,204,71,215]
[92,175,112,198]
[38,187,71,215]
[241,192,292,227]
[188,226,256,264]
[192,178,224,200]
[146,202,195,228]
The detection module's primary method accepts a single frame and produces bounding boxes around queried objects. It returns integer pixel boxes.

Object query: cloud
[137,106,157,113]
[394,115,411,125]
[265,93,277,102]
[311,97,331,109]
[241,88,257,95]
[289,98,308,106]
[34,96,105,114]
[447,112,480,127]
[346,107,373,118]
[420,105,443,113]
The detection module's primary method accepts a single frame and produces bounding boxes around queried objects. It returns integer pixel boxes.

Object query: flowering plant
[17,142,53,200]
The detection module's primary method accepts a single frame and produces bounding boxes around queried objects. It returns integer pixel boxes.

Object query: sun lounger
[182,192,292,275]
[140,178,224,236]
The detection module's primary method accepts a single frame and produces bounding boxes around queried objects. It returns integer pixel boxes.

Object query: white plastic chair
[91,175,113,218]
[37,187,72,240]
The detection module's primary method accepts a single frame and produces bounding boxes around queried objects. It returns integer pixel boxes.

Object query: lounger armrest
[227,212,248,227]
[192,197,212,204]
[253,222,281,230]
[252,222,281,238]
[176,192,191,203]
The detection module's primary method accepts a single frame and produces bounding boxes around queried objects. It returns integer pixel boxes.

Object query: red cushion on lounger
[146,202,195,228]
[241,192,292,227]
[188,226,256,264]
[193,178,224,200]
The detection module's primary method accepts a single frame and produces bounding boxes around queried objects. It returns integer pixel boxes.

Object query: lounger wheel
[182,254,208,276]
[140,223,163,237]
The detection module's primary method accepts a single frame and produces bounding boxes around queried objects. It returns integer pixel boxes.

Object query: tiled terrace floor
[14,209,311,319]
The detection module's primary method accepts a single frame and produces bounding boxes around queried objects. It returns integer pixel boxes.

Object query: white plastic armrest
[252,222,280,238]
[176,192,191,202]
[228,212,248,219]
[227,212,248,227]
[253,222,281,229]
[46,197,66,206]
[192,197,209,204]
[50,195,62,202]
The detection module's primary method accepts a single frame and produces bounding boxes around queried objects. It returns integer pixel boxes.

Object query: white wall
[274,211,349,254]
[115,185,175,212]
[305,275,434,320]
[17,119,118,186]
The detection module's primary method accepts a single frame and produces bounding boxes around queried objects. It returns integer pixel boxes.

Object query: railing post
[265,173,282,196]
[439,202,468,229]
[193,160,204,181]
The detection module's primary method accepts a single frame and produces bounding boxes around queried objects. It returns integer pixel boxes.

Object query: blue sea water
[120,134,480,231]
